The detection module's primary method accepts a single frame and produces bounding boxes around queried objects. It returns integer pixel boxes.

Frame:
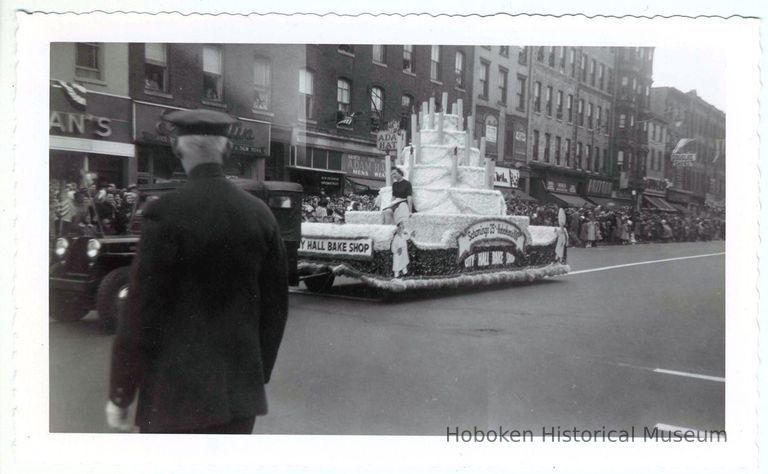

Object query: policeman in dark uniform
[106,109,289,434]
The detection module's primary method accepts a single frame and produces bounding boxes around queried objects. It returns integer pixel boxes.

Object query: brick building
[292,44,474,194]
[650,86,725,212]
[526,46,616,207]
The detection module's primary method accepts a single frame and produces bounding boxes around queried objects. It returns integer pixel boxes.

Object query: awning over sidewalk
[549,192,593,208]
[504,188,538,202]
[643,195,678,212]
[668,202,690,213]
[586,196,627,208]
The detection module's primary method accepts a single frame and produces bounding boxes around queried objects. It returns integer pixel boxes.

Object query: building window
[75,42,102,80]
[478,61,489,98]
[594,147,601,172]
[498,68,508,104]
[430,45,441,81]
[548,46,556,67]
[569,48,577,76]
[537,46,545,62]
[578,99,584,126]
[586,144,592,170]
[401,94,414,132]
[567,94,573,123]
[559,46,566,69]
[580,54,587,81]
[599,64,605,90]
[372,45,386,64]
[607,68,614,93]
[202,45,223,101]
[518,47,528,64]
[534,81,541,112]
[596,105,602,129]
[532,130,540,161]
[370,86,385,131]
[499,46,509,57]
[590,59,596,86]
[516,76,526,111]
[555,136,562,165]
[565,138,571,167]
[576,142,583,168]
[299,69,314,119]
[403,45,414,73]
[556,90,563,119]
[605,109,611,131]
[338,45,355,55]
[603,148,609,174]
[587,102,594,129]
[618,113,626,129]
[544,133,551,162]
[144,43,169,92]
[545,86,552,116]
[252,57,271,111]
[455,51,466,89]
[337,78,351,115]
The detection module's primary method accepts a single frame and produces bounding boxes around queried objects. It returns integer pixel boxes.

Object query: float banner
[456,219,526,263]
[299,236,374,260]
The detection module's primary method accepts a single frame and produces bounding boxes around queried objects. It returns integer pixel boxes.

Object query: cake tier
[379,186,506,216]
[401,145,481,167]
[420,113,461,132]
[344,212,532,246]
[420,129,466,147]
[401,164,487,189]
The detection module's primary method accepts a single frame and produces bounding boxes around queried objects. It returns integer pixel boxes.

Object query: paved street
[50,240,725,435]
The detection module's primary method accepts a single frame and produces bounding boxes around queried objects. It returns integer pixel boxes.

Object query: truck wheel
[97,267,131,333]
[303,271,335,293]
[49,291,88,322]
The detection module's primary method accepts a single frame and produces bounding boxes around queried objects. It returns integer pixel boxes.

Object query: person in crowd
[107,109,289,435]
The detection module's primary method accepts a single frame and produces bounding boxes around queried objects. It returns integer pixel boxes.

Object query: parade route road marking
[652,368,725,383]
[566,252,725,276]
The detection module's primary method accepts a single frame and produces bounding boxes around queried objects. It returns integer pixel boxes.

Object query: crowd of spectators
[299,191,726,247]
[49,180,139,241]
[503,197,725,247]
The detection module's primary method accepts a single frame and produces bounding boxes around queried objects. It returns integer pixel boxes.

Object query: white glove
[105,400,133,432]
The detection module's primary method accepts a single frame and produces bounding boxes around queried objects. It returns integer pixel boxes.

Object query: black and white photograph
[2,4,764,474]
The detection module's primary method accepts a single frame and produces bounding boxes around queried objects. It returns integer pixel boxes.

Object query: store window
[299,69,315,119]
[144,43,168,92]
[75,43,102,80]
[253,57,271,111]
[202,45,223,101]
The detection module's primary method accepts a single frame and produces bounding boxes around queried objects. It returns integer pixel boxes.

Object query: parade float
[298,93,569,292]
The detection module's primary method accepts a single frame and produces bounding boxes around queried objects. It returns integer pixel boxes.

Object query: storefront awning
[345,176,383,193]
[586,196,625,208]
[669,202,691,213]
[549,192,593,208]
[501,188,538,202]
[643,195,678,212]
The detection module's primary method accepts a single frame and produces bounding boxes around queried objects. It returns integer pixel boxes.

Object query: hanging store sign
[376,126,405,152]
[671,153,696,167]
[493,166,521,188]
[343,154,386,179]
[546,179,578,194]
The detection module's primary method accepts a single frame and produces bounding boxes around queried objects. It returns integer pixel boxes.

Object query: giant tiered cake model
[298,94,569,292]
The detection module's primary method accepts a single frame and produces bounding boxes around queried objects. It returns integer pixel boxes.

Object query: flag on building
[671,138,696,154]
[56,80,87,110]
[337,112,358,126]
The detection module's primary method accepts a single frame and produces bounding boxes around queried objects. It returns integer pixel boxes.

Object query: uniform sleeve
[258,225,289,384]
[109,205,180,407]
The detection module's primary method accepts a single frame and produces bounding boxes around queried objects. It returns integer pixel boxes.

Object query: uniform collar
[188,162,225,180]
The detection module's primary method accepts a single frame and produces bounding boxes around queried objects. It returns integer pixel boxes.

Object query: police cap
[161,109,238,136]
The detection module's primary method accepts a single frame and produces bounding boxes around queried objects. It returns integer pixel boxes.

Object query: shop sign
[485,116,498,143]
[456,219,527,265]
[587,179,612,196]
[546,180,577,194]
[515,130,527,143]
[49,83,132,143]
[299,236,373,260]
[135,103,270,155]
[320,174,342,187]
[376,122,405,152]
[344,154,386,179]
[50,111,112,137]
[493,166,520,188]
[644,177,671,192]
[671,153,696,167]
